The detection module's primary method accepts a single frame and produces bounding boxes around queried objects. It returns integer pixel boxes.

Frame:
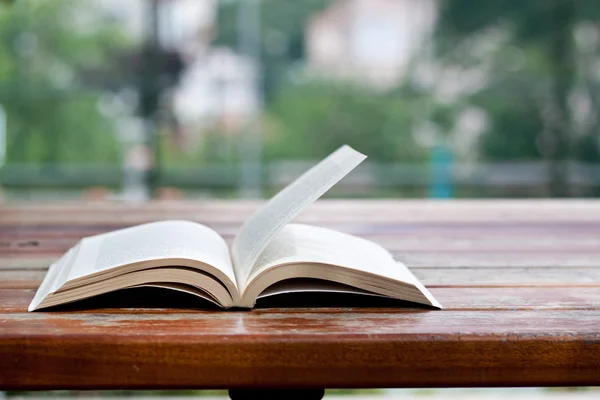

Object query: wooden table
[1,200,600,396]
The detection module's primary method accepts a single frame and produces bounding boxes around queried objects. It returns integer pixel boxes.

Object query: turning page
[232,145,366,285]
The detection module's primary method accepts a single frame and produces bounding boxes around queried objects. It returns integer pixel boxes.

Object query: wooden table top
[1,200,600,390]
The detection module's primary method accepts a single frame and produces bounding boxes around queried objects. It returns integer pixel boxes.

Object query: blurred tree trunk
[543,0,576,197]
[140,0,161,195]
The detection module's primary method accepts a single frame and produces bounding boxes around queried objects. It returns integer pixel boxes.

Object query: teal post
[0,105,5,167]
[430,144,453,198]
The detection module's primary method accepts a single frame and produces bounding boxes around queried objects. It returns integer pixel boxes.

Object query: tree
[0,0,127,164]
[437,0,600,196]
[264,80,428,163]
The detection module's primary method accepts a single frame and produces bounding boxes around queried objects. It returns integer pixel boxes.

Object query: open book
[29,146,441,311]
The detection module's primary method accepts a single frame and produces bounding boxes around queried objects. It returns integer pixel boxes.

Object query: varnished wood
[3,286,600,313]
[1,200,600,390]
[1,310,600,389]
[4,266,600,289]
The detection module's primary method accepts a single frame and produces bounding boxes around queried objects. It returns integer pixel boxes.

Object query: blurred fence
[1,161,599,199]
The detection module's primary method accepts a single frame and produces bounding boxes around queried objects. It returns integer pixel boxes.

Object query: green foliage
[438,0,600,170]
[159,130,240,166]
[7,96,120,164]
[0,0,127,164]
[472,85,544,161]
[264,80,428,163]
[464,43,550,161]
[438,0,600,46]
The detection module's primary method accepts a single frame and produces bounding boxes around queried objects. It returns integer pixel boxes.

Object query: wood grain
[1,310,600,389]
[1,200,600,390]
[4,266,600,289]
[2,286,600,312]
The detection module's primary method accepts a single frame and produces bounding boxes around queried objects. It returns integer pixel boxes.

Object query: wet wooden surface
[1,200,599,389]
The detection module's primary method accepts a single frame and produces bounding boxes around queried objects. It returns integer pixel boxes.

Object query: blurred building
[93,0,258,139]
[307,0,437,87]
[173,47,258,133]
[94,0,214,55]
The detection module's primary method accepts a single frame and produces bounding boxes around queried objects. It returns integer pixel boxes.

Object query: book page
[239,223,441,309]
[232,145,366,284]
[247,223,417,285]
[55,220,237,292]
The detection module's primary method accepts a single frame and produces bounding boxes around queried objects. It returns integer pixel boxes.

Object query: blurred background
[1,0,600,202]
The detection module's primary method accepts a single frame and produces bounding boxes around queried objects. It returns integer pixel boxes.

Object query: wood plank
[0,257,56,269]
[3,200,600,225]
[1,310,600,389]
[413,267,600,286]
[2,286,600,313]
[3,231,600,252]
[0,270,47,289]
[2,222,599,239]
[400,252,600,268]
[3,309,600,335]
[3,247,600,267]
[3,267,600,290]
[0,198,599,212]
